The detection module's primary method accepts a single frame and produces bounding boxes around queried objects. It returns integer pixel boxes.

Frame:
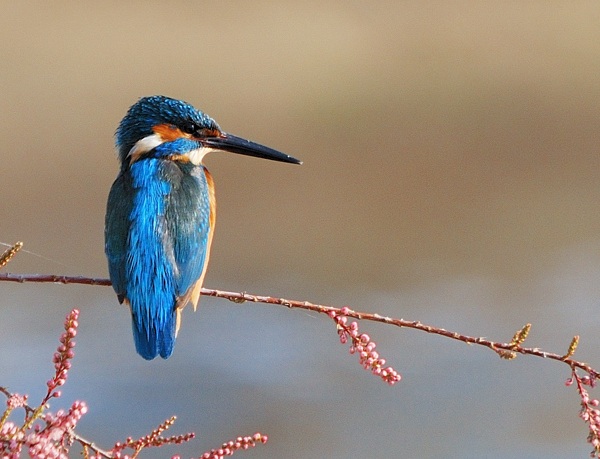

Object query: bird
[105,95,301,360]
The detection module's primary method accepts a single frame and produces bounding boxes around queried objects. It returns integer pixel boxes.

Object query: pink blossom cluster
[6,394,27,410]
[25,400,88,459]
[328,307,401,385]
[199,433,268,459]
[1,309,274,459]
[109,416,195,458]
[1,420,22,459]
[1,310,86,459]
[567,370,600,457]
[44,310,79,403]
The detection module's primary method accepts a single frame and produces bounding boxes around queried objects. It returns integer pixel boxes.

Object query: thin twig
[0,272,596,377]
[71,432,114,458]
[0,273,111,286]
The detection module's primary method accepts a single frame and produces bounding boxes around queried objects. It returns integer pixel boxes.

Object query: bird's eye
[181,122,197,135]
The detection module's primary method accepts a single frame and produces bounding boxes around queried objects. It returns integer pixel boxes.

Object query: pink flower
[329,308,401,385]
[569,369,600,457]
[200,433,268,459]
[6,394,27,410]
[44,310,79,403]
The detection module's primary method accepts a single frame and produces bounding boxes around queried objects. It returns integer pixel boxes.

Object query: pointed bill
[202,133,302,165]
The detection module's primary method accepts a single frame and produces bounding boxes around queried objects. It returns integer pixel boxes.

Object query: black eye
[181,122,197,135]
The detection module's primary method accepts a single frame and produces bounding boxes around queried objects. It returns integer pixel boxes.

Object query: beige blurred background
[2,2,600,458]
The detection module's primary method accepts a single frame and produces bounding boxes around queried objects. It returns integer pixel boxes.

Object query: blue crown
[115,95,219,163]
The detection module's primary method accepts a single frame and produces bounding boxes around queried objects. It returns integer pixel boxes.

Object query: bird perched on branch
[105,96,301,360]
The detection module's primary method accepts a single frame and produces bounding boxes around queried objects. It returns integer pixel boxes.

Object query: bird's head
[116,95,301,169]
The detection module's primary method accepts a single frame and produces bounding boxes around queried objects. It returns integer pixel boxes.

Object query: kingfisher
[105,96,301,360]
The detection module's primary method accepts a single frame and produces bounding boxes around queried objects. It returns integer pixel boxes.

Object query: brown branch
[0,272,596,378]
[72,431,114,459]
[0,273,111,286]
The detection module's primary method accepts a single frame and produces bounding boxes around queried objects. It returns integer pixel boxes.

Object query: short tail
[131,310,176,360]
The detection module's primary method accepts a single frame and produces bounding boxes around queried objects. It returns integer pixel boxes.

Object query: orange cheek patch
[203,128,221,138]
[166,154,191,163]
[153,123,189,142]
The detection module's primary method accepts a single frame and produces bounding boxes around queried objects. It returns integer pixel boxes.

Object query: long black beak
[203,133,302,165]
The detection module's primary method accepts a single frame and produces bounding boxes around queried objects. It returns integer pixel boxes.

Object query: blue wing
[105,159,211,360]
[164,162,211,304]
[105,172,133,304]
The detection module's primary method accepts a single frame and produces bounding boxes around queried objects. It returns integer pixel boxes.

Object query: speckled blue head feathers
[116,95,220,164]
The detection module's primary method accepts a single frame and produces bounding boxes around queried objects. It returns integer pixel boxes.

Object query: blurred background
[2,2,600,458]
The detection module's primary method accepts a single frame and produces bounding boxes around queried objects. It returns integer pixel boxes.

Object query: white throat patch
[127,134,163,163]
[186,146,212,165]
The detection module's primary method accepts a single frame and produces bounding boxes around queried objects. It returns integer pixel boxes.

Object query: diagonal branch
[0,272,596,378]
